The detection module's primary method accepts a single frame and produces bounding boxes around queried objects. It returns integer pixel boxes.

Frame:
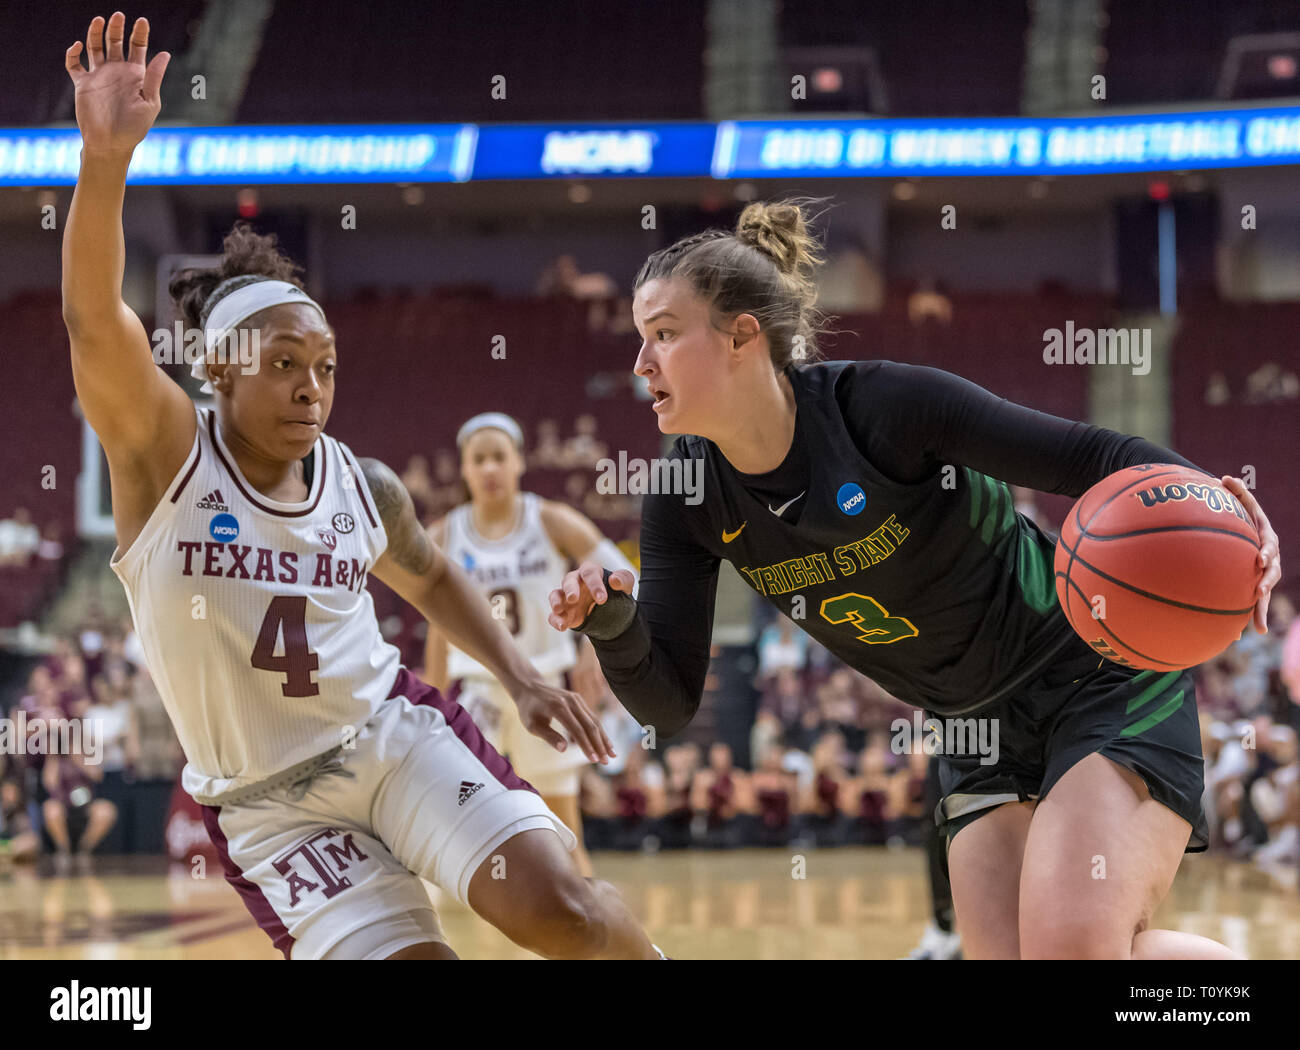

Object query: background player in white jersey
[424,413,639,877]
[60,12,661,960]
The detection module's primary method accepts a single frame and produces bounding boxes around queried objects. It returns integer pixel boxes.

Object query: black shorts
[933,633,1208,853]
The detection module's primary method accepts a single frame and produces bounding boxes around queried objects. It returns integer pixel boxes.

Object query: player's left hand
[511,677,615,765]
[1221,476,1281,633]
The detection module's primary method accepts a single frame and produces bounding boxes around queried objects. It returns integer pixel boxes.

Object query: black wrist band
[572,569,638,641]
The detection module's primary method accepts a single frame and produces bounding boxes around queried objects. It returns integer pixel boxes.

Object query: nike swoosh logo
[721,522,747,543]
[768,491,805,517]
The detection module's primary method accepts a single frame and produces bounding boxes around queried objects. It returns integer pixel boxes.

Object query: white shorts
[199,668,577,960]
[453,673,590,797]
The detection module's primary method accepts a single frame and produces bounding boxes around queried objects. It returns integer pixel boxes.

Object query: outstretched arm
[840,362,1279,631]
[63,14,187,450]
[548,487,719,739]
[358,457,613,762]
[420,517,451,690]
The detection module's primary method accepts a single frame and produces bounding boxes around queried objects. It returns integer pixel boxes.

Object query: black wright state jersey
[589,359,1202,733]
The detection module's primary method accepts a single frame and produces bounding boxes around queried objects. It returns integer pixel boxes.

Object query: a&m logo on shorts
[272,828,370,907]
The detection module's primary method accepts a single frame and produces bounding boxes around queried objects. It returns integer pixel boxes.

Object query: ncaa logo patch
[836,482,867,516]
[209,513,240,542]
[332,512,355,534]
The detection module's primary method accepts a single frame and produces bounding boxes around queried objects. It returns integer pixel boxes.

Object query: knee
[42,799,64,821]
[91,799,117,822]
[518,879,610,960]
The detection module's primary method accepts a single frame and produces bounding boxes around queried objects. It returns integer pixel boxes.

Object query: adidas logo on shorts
[458,780,484,806]
[195,489,230,512]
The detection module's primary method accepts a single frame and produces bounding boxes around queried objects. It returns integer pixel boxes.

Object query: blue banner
[2,107,1297,185]
[713,108,1300,177]
[0,124,475,186]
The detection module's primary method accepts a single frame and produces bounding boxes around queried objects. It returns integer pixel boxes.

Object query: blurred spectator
[83,670,135,854]
[843,735,895,845]
[535,254,617,301]
[563,414,608,468]
[750,743,796,847]
[656,742,698,850]
[816,239,884,313]
[36,520,64,562]
[756,616,808,680]
[610,744,662,851]
[42,747,117,875]
[532,419,565,468]
[1242,362,1299,404]
[0,507,41,567]
[0,755,39,865]
[693,742,748,849]
[798,730,849,846]
[907,278,952,325]
[400,454,437,519]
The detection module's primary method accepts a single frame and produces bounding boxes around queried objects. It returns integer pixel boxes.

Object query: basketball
[1054,464,1263,670]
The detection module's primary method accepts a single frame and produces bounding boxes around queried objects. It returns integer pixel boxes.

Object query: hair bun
[736,200,818,277]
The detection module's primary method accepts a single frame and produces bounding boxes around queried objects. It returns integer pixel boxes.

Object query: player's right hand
[547,561,635,631]
[65,13,170,155]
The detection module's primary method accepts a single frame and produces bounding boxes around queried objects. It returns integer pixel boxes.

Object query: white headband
[190,280,327,393]
[456,412,524,450]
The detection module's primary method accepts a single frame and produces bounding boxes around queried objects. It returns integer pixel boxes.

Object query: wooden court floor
[1,848,1297,960]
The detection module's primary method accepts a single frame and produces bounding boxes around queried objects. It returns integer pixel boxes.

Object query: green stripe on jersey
[1015,534,1057,613]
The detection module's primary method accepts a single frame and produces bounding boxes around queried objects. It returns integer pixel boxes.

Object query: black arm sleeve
[841,362,1206,496]
[585,485,720,739]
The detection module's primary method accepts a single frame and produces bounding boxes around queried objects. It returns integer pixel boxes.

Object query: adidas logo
[195,489,230,512]
[457,780,484,806]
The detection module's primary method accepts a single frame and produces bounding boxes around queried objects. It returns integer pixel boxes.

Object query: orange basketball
[1054,464,1262,670]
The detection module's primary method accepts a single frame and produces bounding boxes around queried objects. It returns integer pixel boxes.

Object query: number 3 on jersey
[251,596,321,697]
[819,592,918,645]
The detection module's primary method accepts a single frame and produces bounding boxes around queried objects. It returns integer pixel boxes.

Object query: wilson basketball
[1054,464,1262,670]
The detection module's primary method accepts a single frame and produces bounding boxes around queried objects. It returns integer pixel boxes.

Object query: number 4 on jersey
[819,592,918,645]
[251,596,321,696]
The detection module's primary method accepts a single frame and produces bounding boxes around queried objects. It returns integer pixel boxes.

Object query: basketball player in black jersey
[549,201,1282,959]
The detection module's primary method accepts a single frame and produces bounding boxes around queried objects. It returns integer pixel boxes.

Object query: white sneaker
[1253,825,1299,864]
[905,921,962,960]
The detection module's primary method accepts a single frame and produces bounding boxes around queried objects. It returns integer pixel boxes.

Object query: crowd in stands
[2,578,1296,878]
[577,597,1300,869]
[0,617,182,874]
[0,506,70,631]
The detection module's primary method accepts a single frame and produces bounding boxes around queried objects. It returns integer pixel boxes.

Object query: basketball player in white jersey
[61,12,662,959]
[425,413,639,877]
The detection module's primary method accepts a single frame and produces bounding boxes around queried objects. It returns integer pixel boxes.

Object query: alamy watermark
[151,323,261,378]
[0,712,102,764]
[595,451,703,505]
[891,712,999,766]
[1043,321,1150,376]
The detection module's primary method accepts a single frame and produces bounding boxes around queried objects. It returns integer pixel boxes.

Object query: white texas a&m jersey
[111,404,401,801]
[443,492,576,681]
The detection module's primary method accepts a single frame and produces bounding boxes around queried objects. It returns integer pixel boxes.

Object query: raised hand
[65,12,170,156]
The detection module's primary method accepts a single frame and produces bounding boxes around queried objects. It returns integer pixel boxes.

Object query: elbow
[650,697,702,742]
[61,301,84,335]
